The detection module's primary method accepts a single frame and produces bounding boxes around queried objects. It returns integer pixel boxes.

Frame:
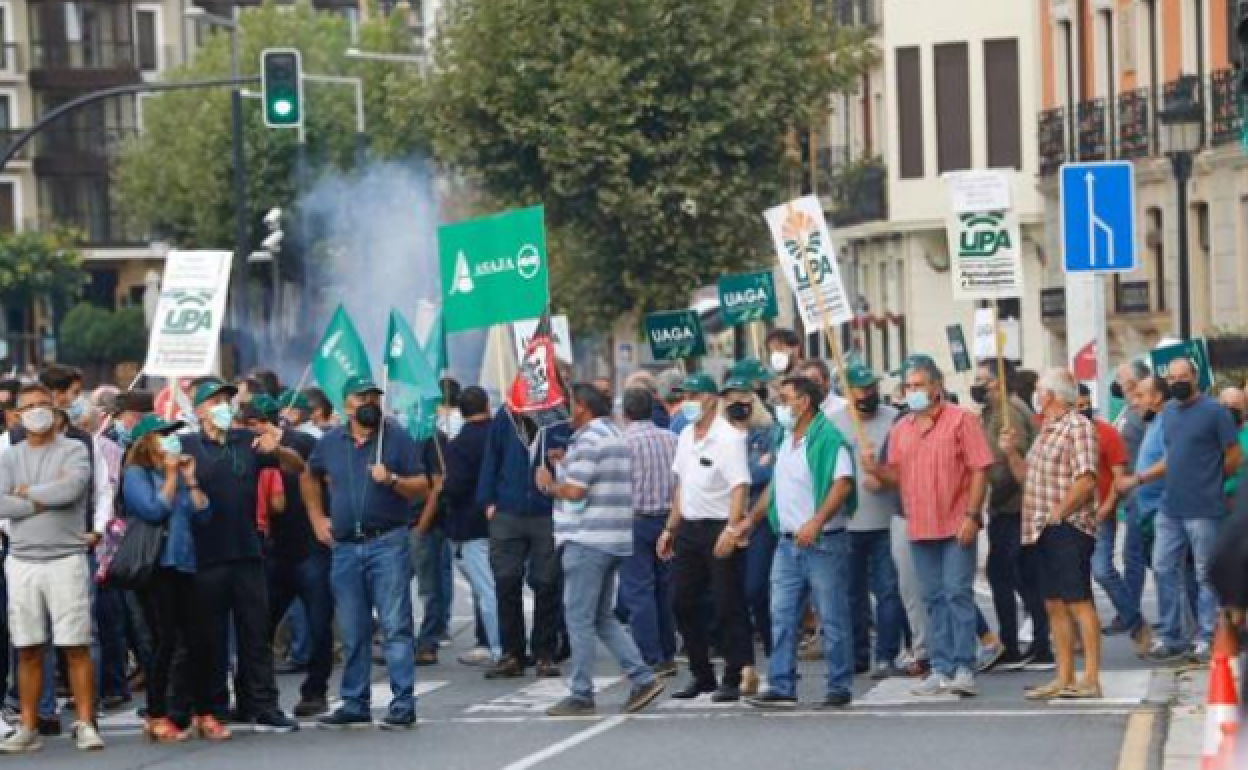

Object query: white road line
[466,677,622,714]
[498,715,628,770]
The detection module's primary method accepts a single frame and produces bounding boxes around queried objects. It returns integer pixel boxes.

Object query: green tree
[61,304,148,372]
[426,0,873,329]
[115,0,429,252]
[0,229,86,355]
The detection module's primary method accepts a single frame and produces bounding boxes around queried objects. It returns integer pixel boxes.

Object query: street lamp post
[1160,90,1203,341]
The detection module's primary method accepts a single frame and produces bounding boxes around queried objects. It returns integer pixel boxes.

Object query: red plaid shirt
[887,404,994,541]
[1022,409,1100,545]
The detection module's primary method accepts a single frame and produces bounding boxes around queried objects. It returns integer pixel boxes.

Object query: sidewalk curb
[1161,664,1220,770]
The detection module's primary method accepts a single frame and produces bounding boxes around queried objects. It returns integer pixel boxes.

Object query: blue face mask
[906,390,931,413]
[775,405,796,431]
[680,400,704,423]
[159,434,182,456]
[114,422,133,447]
[67,394,88,422]
[208,403,234,431]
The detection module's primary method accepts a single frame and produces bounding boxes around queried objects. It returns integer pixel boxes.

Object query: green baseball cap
[728,357,774,385]
[131,414,184,442]
[675,373,719,396]
[192,379,238,407]
[248,394,281,421]
[846,365,879,388]
[278,388,310,413]
[892,354,937,378]
[720,376,754,394]
[342,375,384,401]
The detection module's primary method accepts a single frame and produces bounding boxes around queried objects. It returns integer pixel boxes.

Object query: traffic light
[261,48,303,129]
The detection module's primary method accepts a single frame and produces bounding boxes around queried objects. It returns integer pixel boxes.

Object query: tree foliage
[61,304,148,368]
[426,0,874,330]
[0,229,86,310]
[115,0,430,252]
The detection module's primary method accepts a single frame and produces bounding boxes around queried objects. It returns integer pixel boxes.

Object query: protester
[122,414,226,741]
[1109,361,1154,639]
[798,359,848,415]
[476,399,569,679]
[180,379,302,732]
[746,375,856,709]
[619,387,679,676]
[302,387,337,437]
[1002,369,1102,699]
[412,426,451,667]
[1121,358,1241,662]
[831,365,906,678]
[442,386,503,666]
[539,384,664,716]
[304,376,427,729]
[657,369,686,434]
[766,329,804,377]
[437,378,465,440]
[1219,387,1248,498]
[659,374,753,702]
[0,384,100,752]
[863,357,994,697]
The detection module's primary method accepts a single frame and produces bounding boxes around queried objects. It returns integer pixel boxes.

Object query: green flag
[312,305,373,413]
[438,206,550,333]
[385,310,442,441]
[419,308,446,376]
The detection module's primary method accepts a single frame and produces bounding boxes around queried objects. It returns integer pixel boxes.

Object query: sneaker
[1146,642,1190,664]
[1131,623,1154,659]
[1189,641,1212,664]
[870,662,904,680]
[904,659,932,678]
[379,711,417,731]
[1024,648,1057,671]
[194,715,232,741]
[457,647,495,667]
[317,709,373,730]
[746,691,798,710]
[293,696,329,718]
[1102,617,1130,636]
[536,660,562,679]
[911,673,950,697]
[818,691,852,709]
[975,640,1006,673]
[652,660,680,679]
[948,667,978,697]
[0,726,41,754]
[671,679,717,700]
[485,656,527,680]
[71,720,105,751]
[546,696,595,718]
[253,709,299,734]
[623,680,665,714]
[997,649,1034,672]
[415,649,438,667]
[711,684,741,703]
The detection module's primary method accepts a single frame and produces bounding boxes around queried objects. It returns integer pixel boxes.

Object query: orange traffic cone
[1202,622,1240,770]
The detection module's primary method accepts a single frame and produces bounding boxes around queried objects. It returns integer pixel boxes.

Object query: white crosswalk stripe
[464,677,622,714]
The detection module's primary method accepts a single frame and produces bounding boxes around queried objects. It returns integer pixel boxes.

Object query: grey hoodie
[0,435,91,562]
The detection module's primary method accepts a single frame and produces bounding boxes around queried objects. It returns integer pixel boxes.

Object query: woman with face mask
[721,377,780,694]
[120,415,223,742]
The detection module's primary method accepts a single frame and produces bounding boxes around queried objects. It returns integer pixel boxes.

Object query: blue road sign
[1060,161,1138,273]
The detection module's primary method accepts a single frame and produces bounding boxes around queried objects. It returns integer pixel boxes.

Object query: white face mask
[20,407,55,435]
[776,404,797,431]
[769,351,791,373]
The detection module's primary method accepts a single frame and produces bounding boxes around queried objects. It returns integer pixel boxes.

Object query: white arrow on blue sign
[1059,161,1138,273]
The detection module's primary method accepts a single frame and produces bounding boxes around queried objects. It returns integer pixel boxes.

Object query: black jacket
[443,420,491,542]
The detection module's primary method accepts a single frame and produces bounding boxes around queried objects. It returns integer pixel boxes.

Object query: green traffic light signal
[262,48,303,129]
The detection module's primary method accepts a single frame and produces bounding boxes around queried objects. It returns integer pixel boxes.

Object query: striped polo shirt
[555,417,634,556]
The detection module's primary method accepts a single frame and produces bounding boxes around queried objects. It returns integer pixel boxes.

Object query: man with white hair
[1219,387,1248,500]
[1001,369,1101,699]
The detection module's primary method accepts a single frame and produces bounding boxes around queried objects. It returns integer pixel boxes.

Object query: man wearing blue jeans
[747,376,856,709]
[1122,361,1241,662]
[619,388,679,674]
[303,376,427,730]
[1108,362,1152,634]
[539,385,663,717]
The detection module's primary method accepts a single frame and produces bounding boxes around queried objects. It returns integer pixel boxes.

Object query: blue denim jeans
[1154,514,1221,648]
[285,601,310,665]
[411,529,449,654]
[1124,502,1152,613]
[95,581,130,699]
[561,543,654,702]
[453,539,501,659]
[1093,516,1143,632]
[619,516,677,665]
[910,538,978,678]
[269,550,334,699]
[744,522,777,656]
[332,528,416,717]
[767,532,853,698]
[849,529,904,667]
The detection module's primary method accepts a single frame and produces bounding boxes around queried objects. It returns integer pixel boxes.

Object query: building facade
[822,0,1051,391]
[1035,0,1248,364]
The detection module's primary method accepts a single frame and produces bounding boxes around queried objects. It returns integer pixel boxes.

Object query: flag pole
[993,304,1011,431]
[376,363,389,464]
[750,321,765,361]
[125,369,144,392]
[282,363,313,411]
[493,325,509,399]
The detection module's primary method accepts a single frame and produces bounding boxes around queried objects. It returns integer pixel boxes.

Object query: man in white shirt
[657,374,753,703]
[798,359,849,416]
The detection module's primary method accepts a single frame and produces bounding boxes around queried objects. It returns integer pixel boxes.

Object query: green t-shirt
[1225,426,1248,500]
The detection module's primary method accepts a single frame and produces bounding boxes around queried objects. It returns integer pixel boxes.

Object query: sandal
[1024,680,1069,701]
[145,717,190,744]
[194,715,232,742]
[1058,682,1103,699]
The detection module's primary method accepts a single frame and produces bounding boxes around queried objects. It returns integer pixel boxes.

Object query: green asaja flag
[438,206,550,333]
[385,309,442,441]
[419,307,446,376]
[312,305,373,413]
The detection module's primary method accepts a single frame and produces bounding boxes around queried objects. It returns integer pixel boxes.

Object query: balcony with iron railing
[41,207,146,248]
[28,41,142,89]
[826,156,888,228]
[1038,68,1246,174]
[33,127,138,176]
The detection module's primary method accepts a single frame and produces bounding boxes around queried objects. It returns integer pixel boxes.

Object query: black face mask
[1170,381,1194,402]
[1231,408,1245,426]
[725,402,753,422]
[855,392,881,415]
[1110,382,1125,400]
[1080,409,1096,421]
[1143,409,1158,423]
[355,403,382,429]
[969,385,988,406]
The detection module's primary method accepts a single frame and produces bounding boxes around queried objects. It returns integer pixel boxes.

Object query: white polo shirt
[672,416,750,521]
[774,433,853,534]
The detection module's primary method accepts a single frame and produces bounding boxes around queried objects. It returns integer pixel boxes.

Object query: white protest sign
[143,250,233,378]
[945,171,1024,301]
[513,315,573,364]
[764,195,852,328]
[972,307,1022,361]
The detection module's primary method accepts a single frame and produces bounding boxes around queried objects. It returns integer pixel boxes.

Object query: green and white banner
[645,310,706,360]
[312,305,373,413]
[438,206,550,333]
[143,250,233,378]
[944,170,1024,301]
[717,270,779,325]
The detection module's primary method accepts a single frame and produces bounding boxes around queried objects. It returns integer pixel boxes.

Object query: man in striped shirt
[619,387,680,675]
[537,384,664,717]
